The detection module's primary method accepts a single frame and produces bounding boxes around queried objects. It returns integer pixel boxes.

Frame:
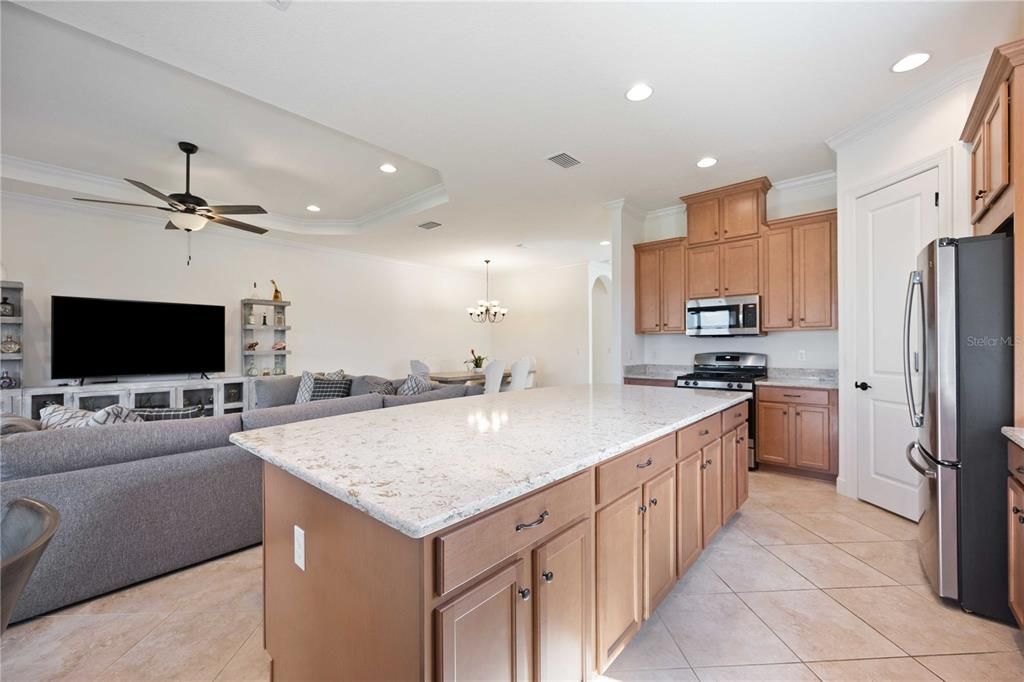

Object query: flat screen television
[51,296,225,379]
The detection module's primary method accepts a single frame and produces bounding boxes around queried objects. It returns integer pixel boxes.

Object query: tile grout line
[90,610,177,680]
[212,619,263,681]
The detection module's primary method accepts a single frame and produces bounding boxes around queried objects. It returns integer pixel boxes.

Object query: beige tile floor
[2,471,1022,681]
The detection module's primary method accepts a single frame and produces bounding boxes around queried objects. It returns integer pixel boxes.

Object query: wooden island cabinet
[1008,439,1024,628]
[248,392,750,681]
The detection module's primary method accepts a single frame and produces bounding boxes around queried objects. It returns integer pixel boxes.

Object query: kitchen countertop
[1003,427,1024,449]
[231,384,749,539]
[623,364,838,390]
[757,377,839,390]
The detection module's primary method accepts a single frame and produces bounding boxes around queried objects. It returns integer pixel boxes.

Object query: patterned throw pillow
[90,405,144,426]
[368,380,397,396]
[295,369,346,404]
[309,376,352,401]
[39,405,94,429]
[397,373,433,396]
[131,405,206,421]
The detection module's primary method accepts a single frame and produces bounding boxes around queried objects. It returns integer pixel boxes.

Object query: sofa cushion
[383,385,468,407]
[0,414,243,482]
[0,414,41,436]
[39,405,94,429]
[348,375,393,396]
[253,375,301,408]
[310,376,352,401]
[295,369,345,404]
[465,384,485,396]
[397,374,432,396]
[241,393,383,431]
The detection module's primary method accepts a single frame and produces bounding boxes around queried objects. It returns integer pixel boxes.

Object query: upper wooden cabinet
[681,177,771,246]
[721,238,760,296]
[764,210,837,331]
[686,244,721,299]
[634,238,685,334]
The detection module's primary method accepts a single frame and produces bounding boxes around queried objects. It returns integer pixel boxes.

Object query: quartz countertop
[231,384,749,539]
[1003,427,1024,449]
[757,378,839,390]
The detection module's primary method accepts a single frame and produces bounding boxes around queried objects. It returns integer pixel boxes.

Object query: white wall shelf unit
[241,298,290,379]
[1,280,25,392]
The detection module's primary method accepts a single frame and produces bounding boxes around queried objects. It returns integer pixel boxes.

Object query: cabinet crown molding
[961,38,1024,141]
[679,176,772,205]
[766,208,838,229]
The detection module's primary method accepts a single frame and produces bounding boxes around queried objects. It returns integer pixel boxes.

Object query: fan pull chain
[186,230,192,267]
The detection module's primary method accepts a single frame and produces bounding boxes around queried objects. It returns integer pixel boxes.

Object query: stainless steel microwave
[685,295,761,336]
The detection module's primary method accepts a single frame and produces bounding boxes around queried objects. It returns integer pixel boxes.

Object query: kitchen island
[231,384,751,681]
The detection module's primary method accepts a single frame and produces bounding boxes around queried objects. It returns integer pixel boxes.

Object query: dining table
[428,369,510,385]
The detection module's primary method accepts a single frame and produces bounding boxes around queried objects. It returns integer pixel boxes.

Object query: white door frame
[836,147,955,499]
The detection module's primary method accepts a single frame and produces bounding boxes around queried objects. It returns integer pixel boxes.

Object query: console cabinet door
[643,467,677,618]
[795,221,834,329]
[677,450,704,574]
[701,439,723,545]
[534,521,590,682]
[1008,476,1024,627]
[436,560,530,682]
[687,245,721,299]
[660,243,686,333]
[720,427,738,521]
[757,402,792,466]
[596,489,643,671]
[636,247,662,333]
[720,238,759,296]
[793,405,830,472]
[762,229,795,330]
[736,422,749,508]
[687,198,720,245]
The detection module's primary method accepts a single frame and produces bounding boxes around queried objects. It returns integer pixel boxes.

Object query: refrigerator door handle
[906,442,937,479]
[903,271,924,428]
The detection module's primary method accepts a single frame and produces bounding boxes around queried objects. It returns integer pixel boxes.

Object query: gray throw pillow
[132,405,205,421]
[295,369,345,404]
[397,373,432,396]
[368,380,397,396]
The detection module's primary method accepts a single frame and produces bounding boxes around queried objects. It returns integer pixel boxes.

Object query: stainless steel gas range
[675,352,766,469]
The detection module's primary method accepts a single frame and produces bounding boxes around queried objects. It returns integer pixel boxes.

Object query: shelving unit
[1,281,25,395]
[241,298,291,378]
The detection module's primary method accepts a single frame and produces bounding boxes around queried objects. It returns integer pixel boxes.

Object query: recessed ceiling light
[379,163,397,173]
[599,240,611,246]
[625,83,653,102]
[306,204,321,212]
[891,53,930,73]
[696,157,718,168]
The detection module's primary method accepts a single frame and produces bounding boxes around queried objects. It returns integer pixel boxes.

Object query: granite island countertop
[231,384,749,539]
[1003,427,1024,449]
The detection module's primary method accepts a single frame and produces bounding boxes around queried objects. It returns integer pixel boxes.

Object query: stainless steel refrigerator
[903,233,1014,623]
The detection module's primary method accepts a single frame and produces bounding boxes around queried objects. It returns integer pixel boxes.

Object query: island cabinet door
[736,422,749,508]
[643,467,677,619]
[436,559,531,682]
[720,427,738,521]
[533,520,590,682]
[595,488,644,672]
[756,401,792,466]
[701,439,723,545]
[1008,476,1024,627]
[677,451,704,574]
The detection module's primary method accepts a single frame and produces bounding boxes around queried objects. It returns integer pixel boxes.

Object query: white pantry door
[854,167,939,520]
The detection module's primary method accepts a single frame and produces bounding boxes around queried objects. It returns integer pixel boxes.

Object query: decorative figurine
[0,297,13,317]
[0,370,17,389]
[251,281,260,299]
[261,368,271,376]
[274,313,286,326]
[1,335,20,354]
[272,366,285,375]
[262,313,268,326]
[271,280,283,302]
[246,341,259,352]
[246,362,258,377]
[271,341,287,351]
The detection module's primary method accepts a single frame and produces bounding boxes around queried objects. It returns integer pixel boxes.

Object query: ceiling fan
[74,141,269,235]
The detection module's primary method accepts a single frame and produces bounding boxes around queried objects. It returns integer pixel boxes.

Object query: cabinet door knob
[796,411,801,416]
[800,317,806,321]
[518,587,531,601]
[649,497,658,507]
[639,504,648,514]
[542,571,554,583]
[705,459,713,467]
[976,189,988,199]
[699,429,710,436]
[1013,506,1023,515]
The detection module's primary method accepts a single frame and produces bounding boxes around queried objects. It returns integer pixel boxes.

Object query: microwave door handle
[903,271,924,428]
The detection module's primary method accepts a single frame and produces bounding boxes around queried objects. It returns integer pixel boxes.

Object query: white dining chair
[503,357,530,392]
[524,356,537,388]
[483,360,505,394]
[410,360,430,376]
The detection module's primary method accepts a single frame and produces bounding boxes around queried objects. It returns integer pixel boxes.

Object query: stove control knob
[683,380,691,386]
[727,383,734,389]
[692,381,699,387]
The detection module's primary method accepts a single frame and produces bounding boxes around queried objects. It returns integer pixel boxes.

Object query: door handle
[854,382,871,391]
[905,442,936,479]
[903,270,924,428]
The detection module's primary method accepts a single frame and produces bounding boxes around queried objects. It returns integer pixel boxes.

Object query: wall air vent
[547,153,581,168]
[417,221,442,230]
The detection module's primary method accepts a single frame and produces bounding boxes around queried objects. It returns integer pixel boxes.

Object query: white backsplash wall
[1,193,491,386]
[644,330,839,370]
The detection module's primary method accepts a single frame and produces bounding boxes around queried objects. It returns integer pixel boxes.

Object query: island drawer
[758,386,830,406]
[1010,442,1024,485]
[596,434,676,505]
[677,414,722,458]
[721,402,748,433]
[435,471,591,596]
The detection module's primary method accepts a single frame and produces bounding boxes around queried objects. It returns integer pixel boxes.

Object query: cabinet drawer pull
[518,587,531,601]
[1017,466,1024,475]
[734,411,743,417]
[782,394,802,398]
[699,429,710,436]
[636,457,654,469]
[1019,516,1024,525]
[649,497,658,507]
[515,510,549,532]
[542,571,554,583]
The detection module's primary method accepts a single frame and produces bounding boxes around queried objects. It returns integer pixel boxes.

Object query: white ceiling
[5,1,1023,271]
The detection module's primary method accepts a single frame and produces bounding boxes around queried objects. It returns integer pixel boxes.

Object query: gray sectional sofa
[0,375,483,623]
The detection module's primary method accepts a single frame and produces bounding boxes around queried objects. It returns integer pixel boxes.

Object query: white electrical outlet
[293,525,305,571]
[798,350,807,361]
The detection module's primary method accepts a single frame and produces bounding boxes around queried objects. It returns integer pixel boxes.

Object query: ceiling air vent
[547,153,581,169]
[418,221,442,230]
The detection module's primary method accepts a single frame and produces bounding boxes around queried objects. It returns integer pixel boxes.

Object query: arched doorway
[590,275,614,384]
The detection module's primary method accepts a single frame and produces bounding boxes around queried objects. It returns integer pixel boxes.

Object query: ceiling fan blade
[165,222,179,230]
[124,179,185,209]
[73,198,174,211]
[205,205,267,215]
[208,214,269,235]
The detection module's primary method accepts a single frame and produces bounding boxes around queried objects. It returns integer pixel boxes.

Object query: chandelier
[466,259,508,323]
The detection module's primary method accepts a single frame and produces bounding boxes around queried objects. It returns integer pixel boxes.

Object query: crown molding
[772,170,836,191]
[645,204,685,220]
[0,154,448,235]
[603,198,647,222]
[826,53,988,151]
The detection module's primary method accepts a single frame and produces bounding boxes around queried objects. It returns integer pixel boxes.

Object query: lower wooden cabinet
[701,439,723,545]
[595,488,643,670]
[676,451,704,574]
[643,467,677,618]
[435,560,531,681]
[756,387,838,477]
[736,422,749,508]
[534,521,590,682]
[756,401,791,466]
[721,427,738,519]
[793,405,830,472]
[1008,474,1024,628]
